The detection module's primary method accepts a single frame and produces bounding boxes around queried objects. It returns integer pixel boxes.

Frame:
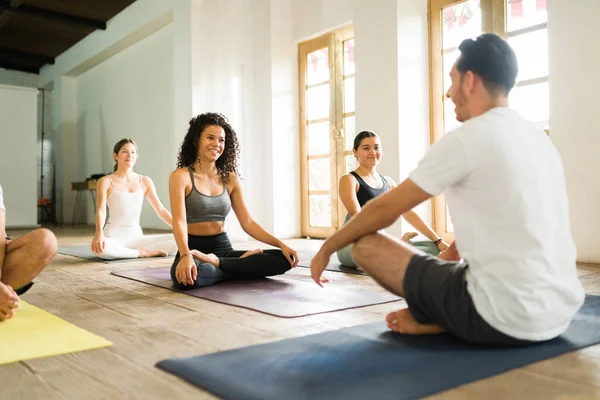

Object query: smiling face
[353,136,382,168]
[113,142,137,170]
[446,60,471,123]
[197,125,226,162]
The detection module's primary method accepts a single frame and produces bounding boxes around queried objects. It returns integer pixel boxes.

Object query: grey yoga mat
[156,295,600,400]
[58,245,172,264]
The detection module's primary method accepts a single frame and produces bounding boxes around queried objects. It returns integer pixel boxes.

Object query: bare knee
[33,228,58,261]
[351,233,381,266]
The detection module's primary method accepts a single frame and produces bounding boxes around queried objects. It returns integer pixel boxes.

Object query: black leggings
[170,232,291,289]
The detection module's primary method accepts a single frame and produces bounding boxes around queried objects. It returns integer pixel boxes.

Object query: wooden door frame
[299,26,354,238]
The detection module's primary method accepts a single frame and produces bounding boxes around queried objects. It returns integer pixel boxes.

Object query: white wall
[270,0,300,238]
[0,85,38,227]
[548,0,600,262]
[74,24,174,228]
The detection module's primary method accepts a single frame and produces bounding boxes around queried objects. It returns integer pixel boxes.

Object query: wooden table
[70,180,97,226]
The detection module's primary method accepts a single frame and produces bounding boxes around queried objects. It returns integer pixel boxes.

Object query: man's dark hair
[457,33,518,96]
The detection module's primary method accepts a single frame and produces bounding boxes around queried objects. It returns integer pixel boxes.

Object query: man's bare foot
[240,249,263,258]
[385,309,446,335]
[400,232,418,242]
[138,248,169,258]
[190,250,220,267]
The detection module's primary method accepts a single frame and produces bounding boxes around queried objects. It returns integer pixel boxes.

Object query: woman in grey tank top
[168,113,300,288]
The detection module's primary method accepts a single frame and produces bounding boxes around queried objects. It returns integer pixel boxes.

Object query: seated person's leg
[219,249,291,279]
[385,249,534,346]
[170,255,226,289]
[125,234,177,256]
[2,228,57,290]
[336,244,357,268]
[93,238,140,260]
[409,240,440,256]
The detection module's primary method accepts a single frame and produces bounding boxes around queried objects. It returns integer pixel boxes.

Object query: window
[299,27,354,238]
[506,0,549,130]
[429,0,549,239]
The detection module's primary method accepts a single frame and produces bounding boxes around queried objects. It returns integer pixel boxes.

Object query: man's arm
[320,178,432,257]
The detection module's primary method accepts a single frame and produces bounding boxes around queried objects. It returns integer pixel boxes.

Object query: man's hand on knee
[0,282,19,321]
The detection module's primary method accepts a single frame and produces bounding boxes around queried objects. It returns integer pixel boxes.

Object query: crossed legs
[2,228,57,290]
[351,232,446,335]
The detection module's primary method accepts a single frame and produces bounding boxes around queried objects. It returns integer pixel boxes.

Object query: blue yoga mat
[157,294,600,400]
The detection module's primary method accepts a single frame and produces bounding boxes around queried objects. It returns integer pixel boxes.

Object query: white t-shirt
[409,107,584,341]
[0,184,4,212]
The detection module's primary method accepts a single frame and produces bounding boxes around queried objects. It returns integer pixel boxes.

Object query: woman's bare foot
[385,309,446,335]
[401,232,418,242]
[437,242,460,261]
[240,249,263,258]
[138,248,169,258]
[190,250,220,267]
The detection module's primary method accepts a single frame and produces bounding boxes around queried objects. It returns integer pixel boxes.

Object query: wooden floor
[3,226,600,399]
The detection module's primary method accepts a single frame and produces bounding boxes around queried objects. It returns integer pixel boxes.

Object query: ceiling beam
[3,3,106,30]
[0,60,38,74]
[0,47,54,64]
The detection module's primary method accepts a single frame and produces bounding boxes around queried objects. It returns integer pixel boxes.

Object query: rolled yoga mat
[112,267,401,318]
[58,245,173,264]
[156,294,600,400]
[0,301,112,365]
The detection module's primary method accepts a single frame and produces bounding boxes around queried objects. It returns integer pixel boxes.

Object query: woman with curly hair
[169,112,298,288]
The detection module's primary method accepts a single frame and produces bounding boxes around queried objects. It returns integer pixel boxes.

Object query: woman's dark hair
[176,112,240,184]
[113,138,137,172]
[353,130,379,151]
[457,33,518,96]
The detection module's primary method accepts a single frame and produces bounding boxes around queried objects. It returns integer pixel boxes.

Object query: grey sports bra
[185,167,232,223]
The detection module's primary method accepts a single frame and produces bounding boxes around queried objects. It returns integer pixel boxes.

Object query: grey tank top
[185,167,232,223]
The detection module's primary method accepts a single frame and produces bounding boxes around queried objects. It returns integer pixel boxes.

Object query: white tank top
[106,175,144,227]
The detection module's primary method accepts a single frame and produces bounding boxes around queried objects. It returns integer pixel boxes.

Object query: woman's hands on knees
[91,232,106,254]
[0,282,19,321]
[176,254,197,285]
[279,243,299,268]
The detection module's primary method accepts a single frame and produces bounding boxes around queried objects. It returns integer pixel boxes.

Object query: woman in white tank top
[91,139,177,259]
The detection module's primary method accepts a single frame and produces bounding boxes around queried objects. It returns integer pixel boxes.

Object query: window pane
[344,39,355,76]
[308,158,331,191]
[344,77,355,113]
[442,0,482,50]
[307,121,330,156]
[443,50,460,95]
[345,155,357,174]
[309,195,332,227]
[507,0,547,32]
[509,81,549,129]
[444,99,461,134]
[508,28,548,82]
[344,115,355,151]
[307,48,329,86]
[306,84,330,121]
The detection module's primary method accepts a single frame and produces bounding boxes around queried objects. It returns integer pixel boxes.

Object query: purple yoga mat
[111,267,401,318]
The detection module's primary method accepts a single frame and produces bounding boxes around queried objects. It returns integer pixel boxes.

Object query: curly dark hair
[176,112,240,184]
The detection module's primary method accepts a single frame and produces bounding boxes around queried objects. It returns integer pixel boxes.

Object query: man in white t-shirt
[0,184,57,321]
[310,33,584,345]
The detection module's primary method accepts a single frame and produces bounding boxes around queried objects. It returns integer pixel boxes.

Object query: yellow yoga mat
[0,301,112,365]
